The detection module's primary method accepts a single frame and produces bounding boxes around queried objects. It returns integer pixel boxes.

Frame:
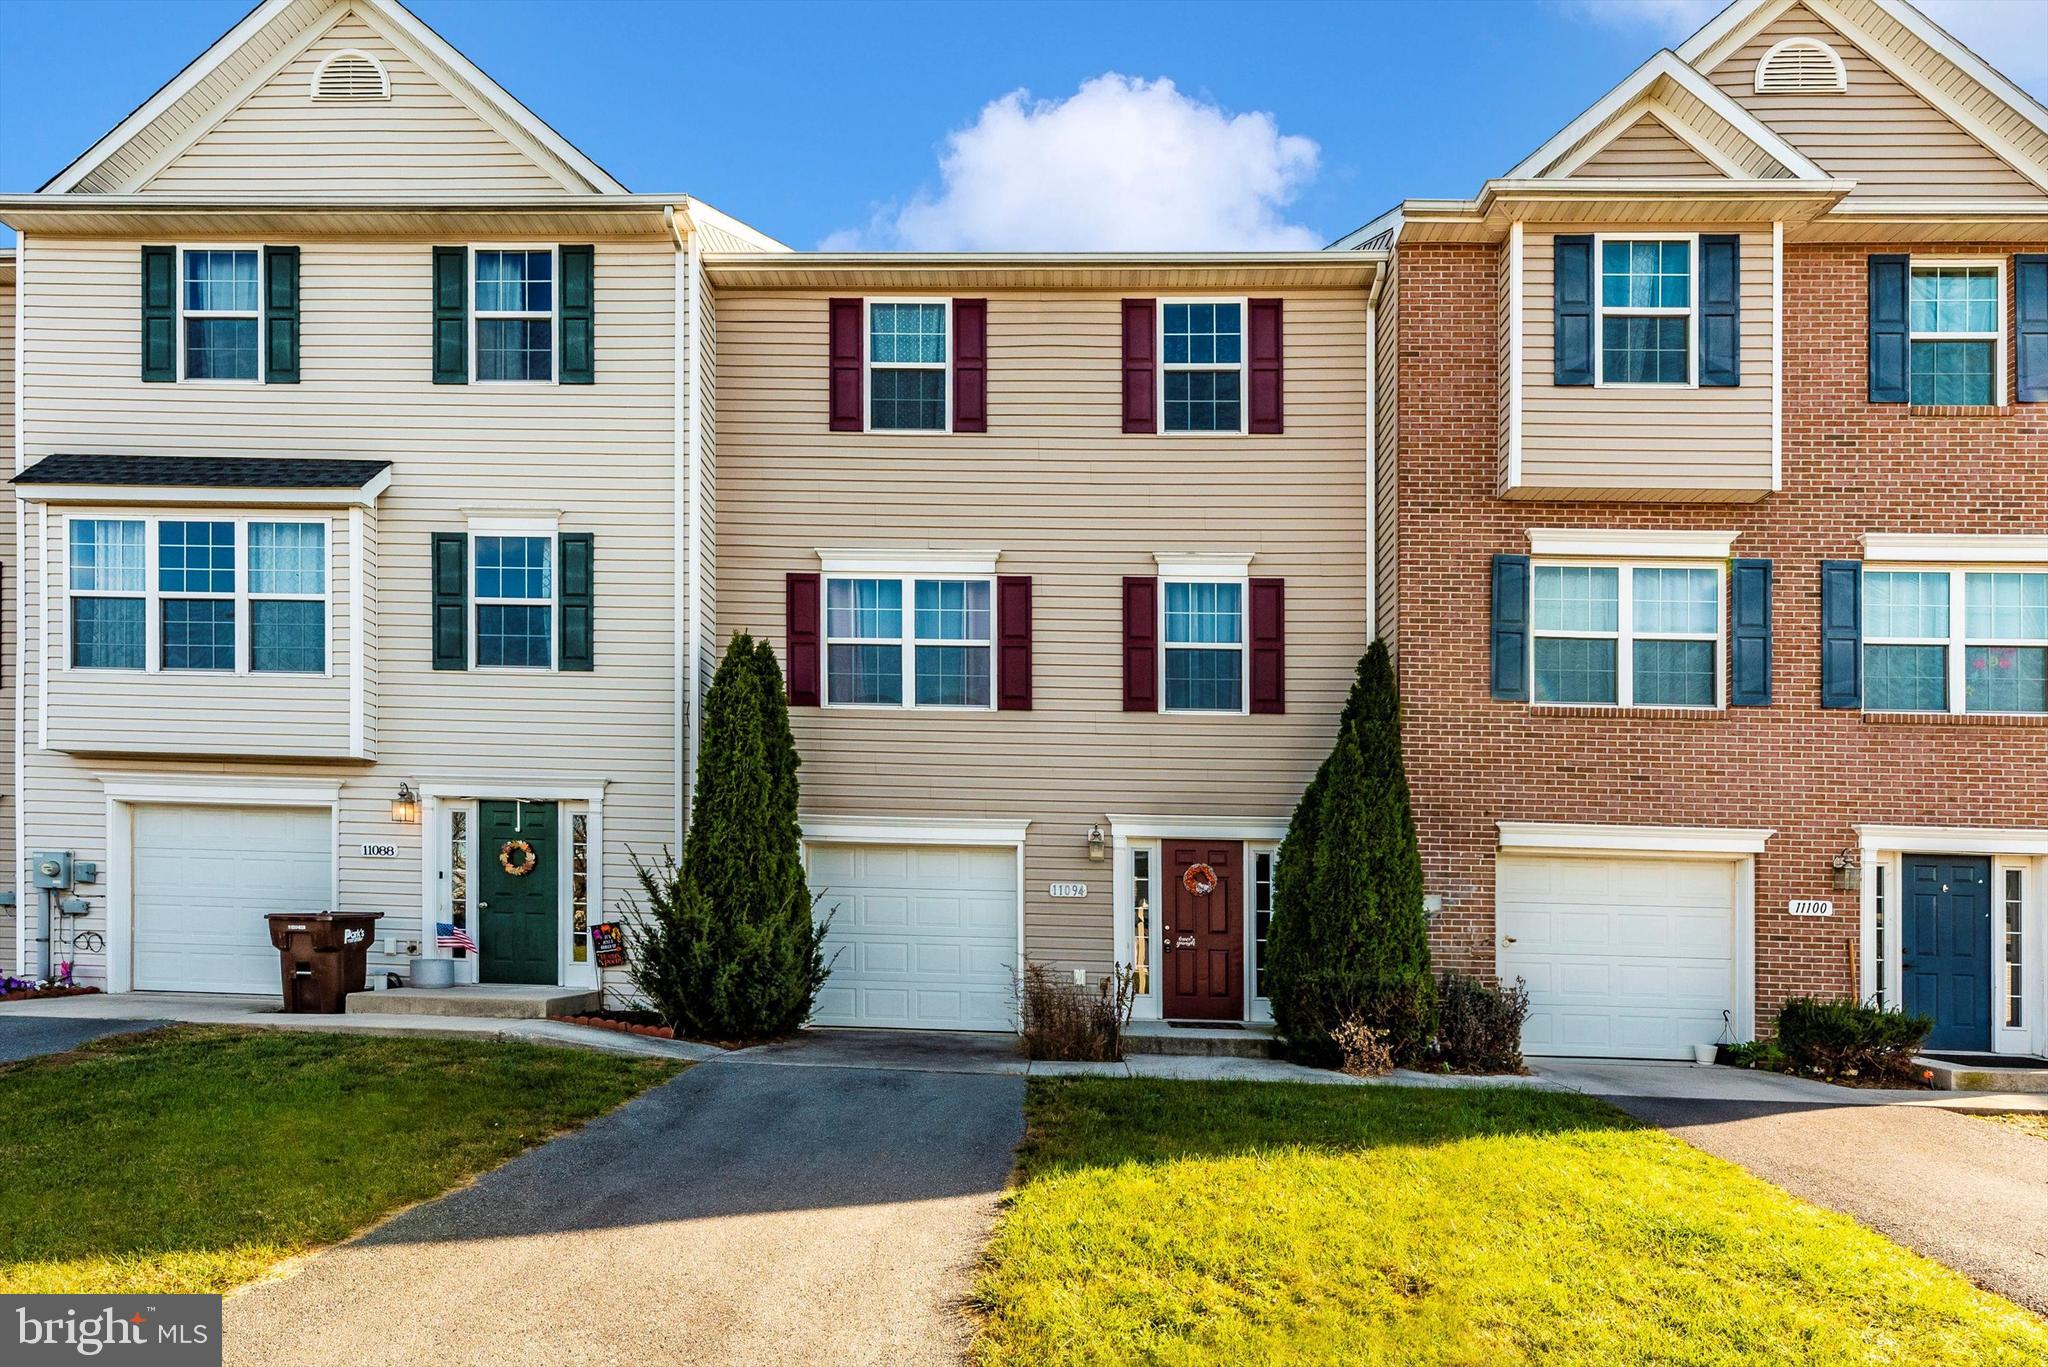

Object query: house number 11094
[1048,883,1088,898]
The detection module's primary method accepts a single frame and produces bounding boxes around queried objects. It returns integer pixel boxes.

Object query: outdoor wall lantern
[1830,847,1861,892]
[392,782,421,826]
[1087,825,1106,863]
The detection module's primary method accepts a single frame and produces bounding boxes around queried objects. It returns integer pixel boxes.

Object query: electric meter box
[31,852,73,890]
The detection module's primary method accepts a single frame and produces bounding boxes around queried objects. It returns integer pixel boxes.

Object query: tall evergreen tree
[626,632,829,1038]
[1264,641,1434,1064]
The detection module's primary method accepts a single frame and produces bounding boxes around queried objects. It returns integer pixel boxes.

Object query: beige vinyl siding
[142,13,574,196]
[1373,267,1398,658]
[18,235,677,991]
[715,287,1368,977]
[1516,227,1774,501]
[1703,3,2043,203]
[0,274,15,970]
[1572,116,1723,178]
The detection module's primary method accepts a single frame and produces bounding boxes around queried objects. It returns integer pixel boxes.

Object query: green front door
[478,800,559,985]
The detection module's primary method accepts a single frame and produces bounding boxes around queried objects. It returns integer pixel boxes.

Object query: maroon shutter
[1248,298,1284,434]
[1122,575,1159,712]
[1121,298,1156,434]
[997,574,1032,710]
[954,297,987,433]
[1249,577,1285,714]
[828,298,863,431]
[786,572,822,706]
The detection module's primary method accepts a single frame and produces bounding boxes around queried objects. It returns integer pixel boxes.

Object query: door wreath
[1182,862,1218,897]
[499,839,537,877]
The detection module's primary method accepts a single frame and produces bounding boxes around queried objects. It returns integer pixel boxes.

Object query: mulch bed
[551,1009,676,1040]
[0,985,105,1004]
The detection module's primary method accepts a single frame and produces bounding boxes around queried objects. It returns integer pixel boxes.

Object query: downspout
[675,205,705,835]
[1364,261,1387,644]
[13,233,29,977]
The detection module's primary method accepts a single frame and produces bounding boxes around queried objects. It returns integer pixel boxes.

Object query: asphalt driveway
[225,1035,1025,1366]
[0,1013,163,1063]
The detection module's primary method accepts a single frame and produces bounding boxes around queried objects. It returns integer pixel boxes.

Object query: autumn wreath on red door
[1182,862,1217,897]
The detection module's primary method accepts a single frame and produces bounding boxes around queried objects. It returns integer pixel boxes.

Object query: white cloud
[823,74,1322,251]
[1549,0,1721,39]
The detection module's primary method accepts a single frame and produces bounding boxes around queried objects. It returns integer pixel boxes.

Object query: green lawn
[0,1025,679,1294]
[974,1079,2048,1366]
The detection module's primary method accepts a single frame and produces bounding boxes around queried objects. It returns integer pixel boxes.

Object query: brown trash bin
[265,911,386,1013]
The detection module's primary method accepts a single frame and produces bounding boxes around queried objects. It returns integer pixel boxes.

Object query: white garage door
[1496,854,1736,1060]
[133,805,333,994]
[807,843,1018,1031]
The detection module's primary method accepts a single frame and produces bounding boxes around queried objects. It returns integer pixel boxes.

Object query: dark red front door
[1163,842,1243,1020]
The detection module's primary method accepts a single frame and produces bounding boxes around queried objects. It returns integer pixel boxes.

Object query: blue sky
[1,0,2044,251]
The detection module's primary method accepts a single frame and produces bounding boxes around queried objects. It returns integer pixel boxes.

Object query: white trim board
[1497,821,1774,857]
[1153,551,1254,577]
[1527,529,1739,559]
[1855,825,2048,857]
[801,815,1032,846]
[1861,534,2048,563]
[1106,815,1291,843]
[18,473,392,508]
[817,548,1002,576]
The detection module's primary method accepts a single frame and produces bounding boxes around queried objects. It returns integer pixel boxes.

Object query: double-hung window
[1909,262,2003,406]
[66,515,328,673]
[474,248,555,382]
[867,301,948,431]
[823,574,993,708]
[1865,568,2047,714]
[473,534,555,668]
[1532,563,1722,707]
[181,248,261,381]
[1161,300,1244,432]
[1162,580,1245,712]
[1597,236,1694,386]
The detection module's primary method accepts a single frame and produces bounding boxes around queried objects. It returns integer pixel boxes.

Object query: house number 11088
[360,843,399,859]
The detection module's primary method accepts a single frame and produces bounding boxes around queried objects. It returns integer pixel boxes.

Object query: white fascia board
[102,776,341,805]
[1527,529,1739,559]
[1106,814,1291,842]
[680,197,792,253]
[1328,205,1403,251]
[1154,552,1255,577]
[1497,821,1775,856]
[1857,824,2048,857]
[817,548,1002,576]
[17,474,389,508]
[1861,533,2048,563]
[801,815,1031,846]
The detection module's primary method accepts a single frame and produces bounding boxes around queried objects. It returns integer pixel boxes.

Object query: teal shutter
[1729,559,1773,706]
[432,246,468,385]
[1699,234,1739,387]
[2017,253,2047,403]
[432,532,468,670]
[1491,554,1531,702]
[263,245,300,383]
[1820,561,1862,709]
[1867,255,1909,403]
[559,245,594,384]
[1553,235,1594,386]
[558,533,594,670]
[141,246,177,382]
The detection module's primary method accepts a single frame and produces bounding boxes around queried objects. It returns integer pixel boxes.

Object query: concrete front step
[1917,1054,2048,1092]
[346,985,603,1020]
[1124,1021,1279,1058]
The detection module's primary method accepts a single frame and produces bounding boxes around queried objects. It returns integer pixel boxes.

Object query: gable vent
[1755,37,1846,94]
[311,49,390,102]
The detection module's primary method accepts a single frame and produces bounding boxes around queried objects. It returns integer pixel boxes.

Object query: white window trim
[176,245,264,385]
[1529,558,1727,710]
[1907,256,2008,407]
[1592,232,1699,390]
[863,297,952,434]
[470,244,558,386]
[1862,564,2048,717]
[62,511,333,677]
[1158,570,1250,716]
[468,527,559,672]
[1158,296,1250,436]
[820,571,997,712]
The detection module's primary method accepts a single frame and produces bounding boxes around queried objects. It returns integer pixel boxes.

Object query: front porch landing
[345,985,602,1020]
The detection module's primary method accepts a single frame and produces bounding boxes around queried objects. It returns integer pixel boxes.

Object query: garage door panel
[133,804,332,995]
[1499,853,1736,1060]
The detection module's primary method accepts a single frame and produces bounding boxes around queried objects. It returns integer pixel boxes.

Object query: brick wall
[1393,240,2048,1021]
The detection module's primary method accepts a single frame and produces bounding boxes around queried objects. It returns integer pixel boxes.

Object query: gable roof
[42,0,626,195]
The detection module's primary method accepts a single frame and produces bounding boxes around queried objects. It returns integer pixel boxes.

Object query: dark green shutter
[263,245,300,383]
[2017,253,2048,403]
[1819,561,1862,709]
[1700,234,1739,387]
[1553,235,1594,387]
[1867,255,1909,403]
[1490,554,1531,702]
[559,245,594,384]
[558,533,594,670]
[1729,558,1773,706]
[432,246,468,385]
[141,246,177,382]
[432,532,468,670]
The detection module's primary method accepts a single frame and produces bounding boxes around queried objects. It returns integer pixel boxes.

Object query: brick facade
[1393,240,2048,1024]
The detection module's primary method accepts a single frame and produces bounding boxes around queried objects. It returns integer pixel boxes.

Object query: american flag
[435,922,478,953]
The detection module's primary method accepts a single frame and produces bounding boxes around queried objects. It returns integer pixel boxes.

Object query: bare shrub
[1019,962,1139,1062]
[1331,1015,1395,1077]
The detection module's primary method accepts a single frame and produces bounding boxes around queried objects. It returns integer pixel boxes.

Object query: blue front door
[1902,857,1993,1051]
